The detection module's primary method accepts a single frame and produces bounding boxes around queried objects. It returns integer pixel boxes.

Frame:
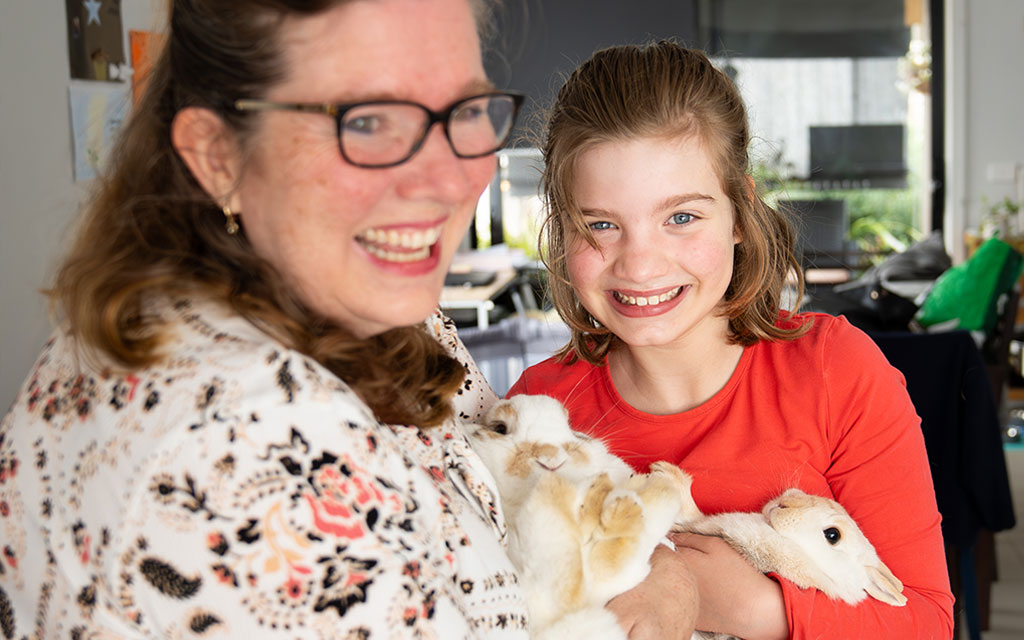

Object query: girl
[509,41,954,639]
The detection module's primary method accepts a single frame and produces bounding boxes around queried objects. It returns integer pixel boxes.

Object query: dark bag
[831,231,952,331]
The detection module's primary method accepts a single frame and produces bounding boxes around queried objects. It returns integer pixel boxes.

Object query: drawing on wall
[129,30,162,105]
[69,83,129,181]
[65,0,126,81]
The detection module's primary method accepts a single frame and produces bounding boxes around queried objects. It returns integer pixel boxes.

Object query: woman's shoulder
[165,297,379,419]
[8,296,382,465]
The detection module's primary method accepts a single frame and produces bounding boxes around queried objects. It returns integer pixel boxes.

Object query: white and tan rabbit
[466,394,701,640]
[680,488,907,640]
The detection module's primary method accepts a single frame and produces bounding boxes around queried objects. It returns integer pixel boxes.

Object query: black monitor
[809,124,906,187]
[779,198,852,270]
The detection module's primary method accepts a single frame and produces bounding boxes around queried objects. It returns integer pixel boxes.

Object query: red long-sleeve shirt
[508,312,954,639]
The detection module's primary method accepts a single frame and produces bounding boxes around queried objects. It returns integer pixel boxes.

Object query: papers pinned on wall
[69,83,129,182]
[129,30,162,106]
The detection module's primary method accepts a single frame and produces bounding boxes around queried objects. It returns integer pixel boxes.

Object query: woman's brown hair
[539,40,808,366]
[50,0,494,427]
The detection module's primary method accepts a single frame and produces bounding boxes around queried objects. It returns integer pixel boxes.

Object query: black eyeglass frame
[232,91,524,168]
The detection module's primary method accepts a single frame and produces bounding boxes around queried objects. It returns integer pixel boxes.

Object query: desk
[440,267,517,328]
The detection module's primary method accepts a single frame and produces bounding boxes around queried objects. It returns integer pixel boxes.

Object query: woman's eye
[452,103,486,123]
[344,114,384,135]
[669,212,694,225]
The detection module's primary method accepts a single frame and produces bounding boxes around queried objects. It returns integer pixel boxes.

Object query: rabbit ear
[864,563,908,606]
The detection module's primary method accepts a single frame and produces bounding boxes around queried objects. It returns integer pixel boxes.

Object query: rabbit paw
[600,490,645,536]
[644,461,703,524]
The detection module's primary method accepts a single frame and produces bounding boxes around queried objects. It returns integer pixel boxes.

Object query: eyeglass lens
[340,94,518,167]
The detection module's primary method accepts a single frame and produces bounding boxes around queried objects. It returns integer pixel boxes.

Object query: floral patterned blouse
[0,298,529,639]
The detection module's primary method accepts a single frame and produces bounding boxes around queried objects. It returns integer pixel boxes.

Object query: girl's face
[566,135,741,351]
[229,0,496,338]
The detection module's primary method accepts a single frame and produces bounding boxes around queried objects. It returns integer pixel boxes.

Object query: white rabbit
[467,394,701,640]
[680,488,908,640]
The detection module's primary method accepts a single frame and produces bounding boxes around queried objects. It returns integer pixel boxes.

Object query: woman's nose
[396,125,492,204]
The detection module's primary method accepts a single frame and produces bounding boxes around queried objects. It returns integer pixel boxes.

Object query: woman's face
[566,135,741,350]
[231,0,496,338]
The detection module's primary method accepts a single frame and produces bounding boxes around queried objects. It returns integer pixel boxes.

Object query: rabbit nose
[537,449,569,471]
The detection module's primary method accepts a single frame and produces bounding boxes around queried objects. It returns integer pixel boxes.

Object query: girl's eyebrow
[656,193,715,210]
[579,192,715,217]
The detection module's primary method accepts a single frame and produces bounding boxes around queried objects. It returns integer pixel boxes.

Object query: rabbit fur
[681,488,908,640]
[468,395,906,640]
[466,394,702,640]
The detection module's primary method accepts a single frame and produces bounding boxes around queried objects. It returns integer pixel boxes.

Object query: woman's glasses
[233,92,523,168]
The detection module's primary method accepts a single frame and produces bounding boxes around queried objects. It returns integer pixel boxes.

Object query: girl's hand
[606,543,699,639]
[670,532,789,640]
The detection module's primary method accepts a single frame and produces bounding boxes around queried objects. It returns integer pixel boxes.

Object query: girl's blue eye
[587,221,614,231]
[670,212,694,225]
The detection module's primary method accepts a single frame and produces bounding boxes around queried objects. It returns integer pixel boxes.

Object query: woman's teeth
[358,226,442,263]
[364,245,430,262]
[613,287,682,307]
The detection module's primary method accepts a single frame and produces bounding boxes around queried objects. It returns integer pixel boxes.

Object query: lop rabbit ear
[864,563,908,606]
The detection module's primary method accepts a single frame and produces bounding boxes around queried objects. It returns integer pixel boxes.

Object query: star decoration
[84,0,102,26]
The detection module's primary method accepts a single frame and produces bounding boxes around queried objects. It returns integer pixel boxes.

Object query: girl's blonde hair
[540,41,808,365]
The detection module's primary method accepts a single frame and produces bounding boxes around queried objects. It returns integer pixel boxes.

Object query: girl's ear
[171,107,243,211]
[733,175,756,245]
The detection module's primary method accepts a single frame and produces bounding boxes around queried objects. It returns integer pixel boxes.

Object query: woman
[510,41,954,639]
[0,1,694,637]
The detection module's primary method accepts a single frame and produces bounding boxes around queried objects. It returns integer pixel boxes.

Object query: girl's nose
[612,231,670,283]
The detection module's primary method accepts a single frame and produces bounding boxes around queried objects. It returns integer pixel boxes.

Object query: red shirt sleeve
[777,317,953,639]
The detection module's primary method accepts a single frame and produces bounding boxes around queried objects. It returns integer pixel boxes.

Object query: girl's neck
[607,325,745,416]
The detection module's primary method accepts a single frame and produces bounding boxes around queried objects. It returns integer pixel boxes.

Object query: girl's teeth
[614,288,681,306]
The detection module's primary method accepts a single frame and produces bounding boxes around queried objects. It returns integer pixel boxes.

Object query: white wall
[0,1,160,409]
[945,0,1024,261]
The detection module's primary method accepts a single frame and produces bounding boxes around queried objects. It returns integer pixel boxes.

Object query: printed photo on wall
[65,0,126,81]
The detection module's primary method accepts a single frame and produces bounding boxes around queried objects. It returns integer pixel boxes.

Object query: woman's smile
[355,221,445,263]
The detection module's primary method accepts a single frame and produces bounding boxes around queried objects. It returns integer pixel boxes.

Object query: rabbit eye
[487,421,509,435]
[823,527,841,545]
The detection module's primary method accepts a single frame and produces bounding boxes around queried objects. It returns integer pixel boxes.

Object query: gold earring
[223,205,239,235]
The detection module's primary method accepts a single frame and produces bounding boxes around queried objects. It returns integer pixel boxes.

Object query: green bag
[914,236,1023,333]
